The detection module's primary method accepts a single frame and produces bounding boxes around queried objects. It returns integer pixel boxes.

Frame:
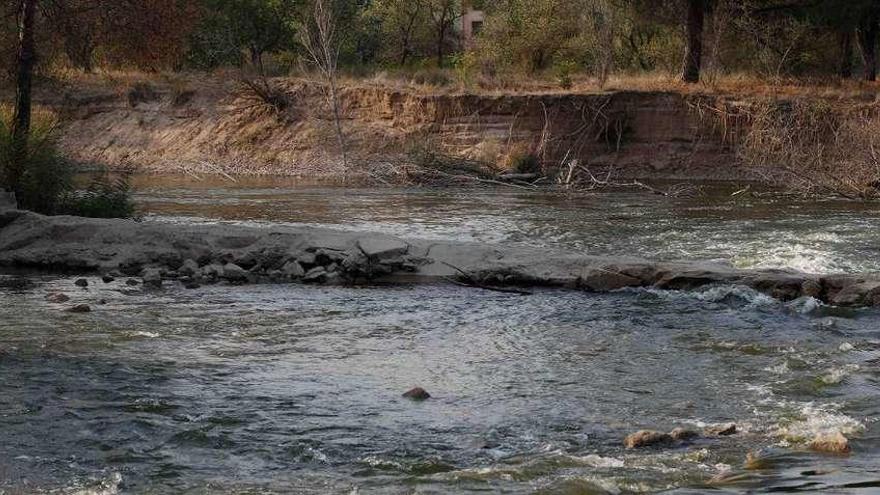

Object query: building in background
[461,1,485,49]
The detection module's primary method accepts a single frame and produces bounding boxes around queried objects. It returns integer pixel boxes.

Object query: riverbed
[2,177,879,494]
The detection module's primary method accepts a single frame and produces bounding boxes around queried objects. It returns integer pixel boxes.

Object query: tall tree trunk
[8,0,37,195]
[682,0,705,83]
[437,25,446,68]
[858,11,879,82]
[839,30,854,79]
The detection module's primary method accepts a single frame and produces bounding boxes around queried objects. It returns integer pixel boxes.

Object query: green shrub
[58,169,137,218]
[1,104,135,218]
[553,59,579,90]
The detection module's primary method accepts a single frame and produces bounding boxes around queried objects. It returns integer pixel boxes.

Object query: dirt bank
[34,74,751,181]
[2,207,879,307]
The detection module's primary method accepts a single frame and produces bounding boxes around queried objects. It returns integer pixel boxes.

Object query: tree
[682,0,707,83]
[7,0,37,195]
[191,0,299,73]
[300,0,348,171]
[426,0,460,67]
[856,3,879,81]
[365,0,426,65]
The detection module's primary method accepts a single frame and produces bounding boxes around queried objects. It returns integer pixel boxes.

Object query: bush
[0,104,136,217]
[59,169,137,218]
[739,100,880,198]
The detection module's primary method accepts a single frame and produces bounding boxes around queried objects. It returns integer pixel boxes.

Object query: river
[1,176,879,494]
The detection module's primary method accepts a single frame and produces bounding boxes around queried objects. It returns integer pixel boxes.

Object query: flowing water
[2,176,880,494]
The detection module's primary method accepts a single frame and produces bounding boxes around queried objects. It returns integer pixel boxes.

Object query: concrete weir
[1,208,879,307]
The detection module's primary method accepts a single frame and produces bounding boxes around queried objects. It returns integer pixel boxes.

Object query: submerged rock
[624,430,673,449]
[669,427,700,442]
[126,278,140,286]
[75,278,89,288]
[102,275,115,283]
[67,304,91,313]
[402,387,431,401]
[809,432,851,454]
[705,423,737,436]
[45,292,70,303]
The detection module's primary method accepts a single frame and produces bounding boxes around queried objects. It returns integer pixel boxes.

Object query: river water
[2,176,879,494]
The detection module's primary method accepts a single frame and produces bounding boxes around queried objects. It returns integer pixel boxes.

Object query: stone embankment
[2,208,880,307]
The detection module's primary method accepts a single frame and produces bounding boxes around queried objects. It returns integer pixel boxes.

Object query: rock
[74,278,89,288]
[303,267,327,283]
[831,281,880,306]
[324,272,344,285]
[281,261,305,279]
[297,252,317,266]
[581,269,643,291]
[102,275,115,283]
[200,263,224,280]
[357,237,409,262]
[744,448,787,470]
[705,423,737,436]
[801,279,822,298]
[402,387,431,401]
[624,430,673,449]
[142,268,163,288]
[220,263,248,282]
[179,259,200,276]
[67,304,91,313]
[45,292,70,303]
[183,281,201,290]
[669,427,700,442]
[125,278,141,286]
[809,432,851,454]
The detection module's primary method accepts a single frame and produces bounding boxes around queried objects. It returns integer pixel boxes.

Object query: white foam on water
[566,454,625,468]
[774,402,865,444]
[819,364,861,385]
[68,472,123,495]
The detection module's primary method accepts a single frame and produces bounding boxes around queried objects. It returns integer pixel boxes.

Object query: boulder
[221,263,248,283]
[831,281,880,306]
[303,267,327,283]
[74,278,89,288]
[142,268,163,288]
[45,292,70,303]
[67,304,91,313]
[200,263,225,280]
[282,261,305,279]
[357,237,409,262]
[801,279,823,299]
[669,427,700,441]
[402,387,431,401]
[624,430,673,449]
[809,432,851,454]
[705,423,737,436]
[179,259,200,277]
[101,275,115,283]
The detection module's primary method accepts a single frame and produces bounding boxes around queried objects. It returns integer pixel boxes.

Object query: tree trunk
[8,0,37,195]
[839,31,854,79]
[437,25,446,68]
[250,46,264,76]
[682,0,705,83]
[858,11,878,82]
